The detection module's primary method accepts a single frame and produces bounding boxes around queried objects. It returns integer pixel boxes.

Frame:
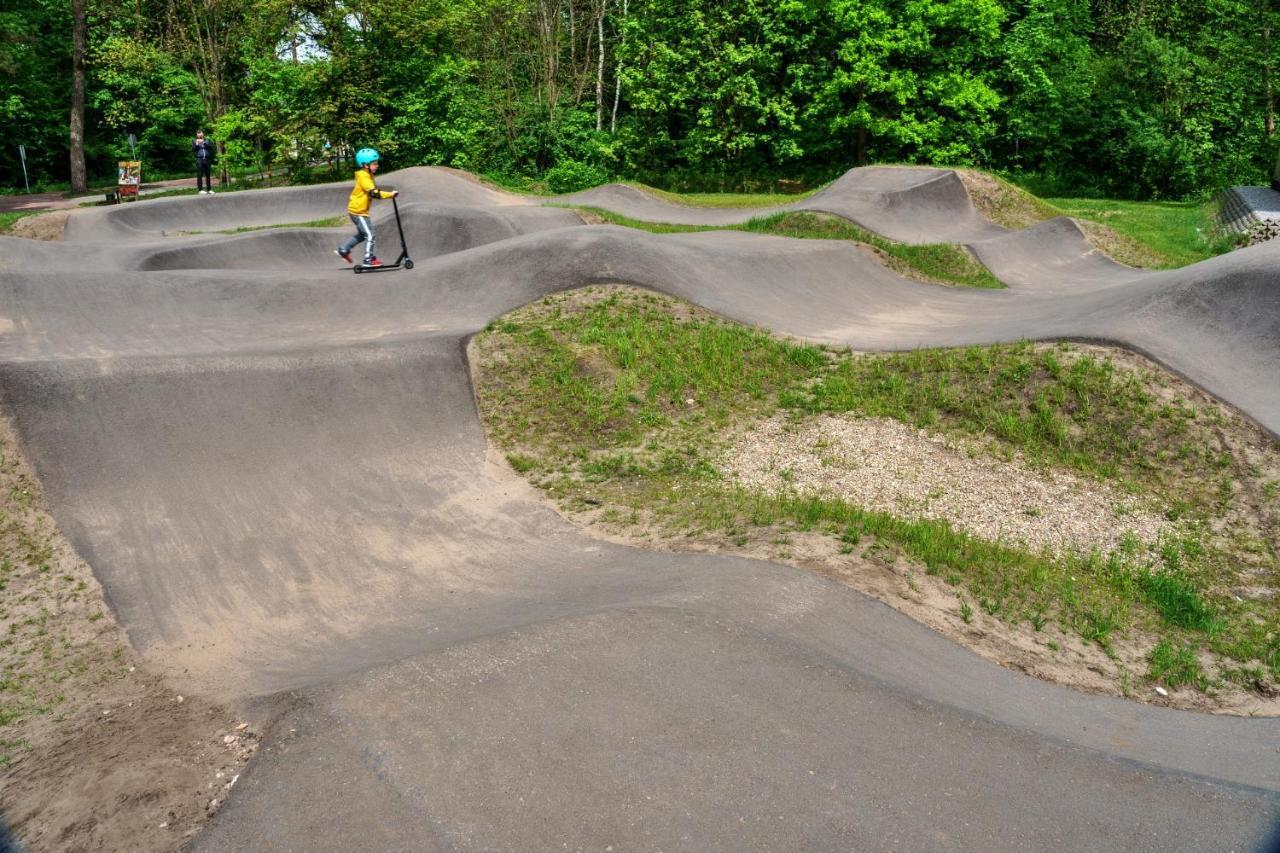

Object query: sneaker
[199,190,208,195]
[363,257,383,268]
[335,249,352,264]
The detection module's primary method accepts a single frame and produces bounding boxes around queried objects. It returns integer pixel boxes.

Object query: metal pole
[18,145,30,193]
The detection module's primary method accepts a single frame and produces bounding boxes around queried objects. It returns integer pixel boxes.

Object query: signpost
[18,144,30,193]
[117,160,141,201]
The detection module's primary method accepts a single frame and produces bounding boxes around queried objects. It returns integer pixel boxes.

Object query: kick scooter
[354,194,414,273]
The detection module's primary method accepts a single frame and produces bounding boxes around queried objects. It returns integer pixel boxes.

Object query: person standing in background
[192,130,215,194]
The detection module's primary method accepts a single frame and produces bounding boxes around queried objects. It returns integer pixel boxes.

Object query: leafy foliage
[2,0,1278,197]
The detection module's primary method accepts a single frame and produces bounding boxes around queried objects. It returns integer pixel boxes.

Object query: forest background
[2,0,1277,200]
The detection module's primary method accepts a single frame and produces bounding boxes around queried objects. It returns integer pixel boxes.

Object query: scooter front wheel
[402,258,415,270]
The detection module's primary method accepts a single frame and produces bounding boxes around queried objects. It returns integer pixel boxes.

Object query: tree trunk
[1265,15,1276,136]
[595,5,605,130]
[69,0,88,192]
[611,0,626,132]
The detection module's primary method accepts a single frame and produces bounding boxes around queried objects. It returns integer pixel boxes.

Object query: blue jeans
[339,214,375,262]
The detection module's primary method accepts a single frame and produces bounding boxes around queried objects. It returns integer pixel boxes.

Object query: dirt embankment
[0,415,258,852]
[7,211,69,242]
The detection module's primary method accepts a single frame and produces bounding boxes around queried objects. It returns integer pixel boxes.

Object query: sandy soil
[8,211,69,242]
[0,415,258,852]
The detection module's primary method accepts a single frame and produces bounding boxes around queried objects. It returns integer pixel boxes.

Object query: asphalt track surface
[0,167,1277,850]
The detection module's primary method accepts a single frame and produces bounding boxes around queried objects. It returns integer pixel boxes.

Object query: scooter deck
[354,253,414,273]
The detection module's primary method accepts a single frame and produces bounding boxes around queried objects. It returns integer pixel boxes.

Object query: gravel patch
[721,414,1170,555]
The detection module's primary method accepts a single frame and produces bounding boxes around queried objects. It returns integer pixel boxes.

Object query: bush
[543,159,609,193]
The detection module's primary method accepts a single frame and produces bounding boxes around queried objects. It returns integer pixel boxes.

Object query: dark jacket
[192,139,215,163]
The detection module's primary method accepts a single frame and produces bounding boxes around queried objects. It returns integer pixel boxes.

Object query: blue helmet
[355,147,380,167]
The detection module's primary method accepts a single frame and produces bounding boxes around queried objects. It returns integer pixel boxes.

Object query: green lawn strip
[0,211,39,234]
[173,216,346,236]
[224,216,345,233]
[572,207,1002,289]
[620,182,817,209]
[223,216,345,234]
[474,289,1280,692]
[1042,196,1226,268]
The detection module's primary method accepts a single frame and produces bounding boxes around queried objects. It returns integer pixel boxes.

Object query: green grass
[173,216,344,235]
[1136,567,1218,632]
[1147,638,1210,690]
[785,341,1230,490]
[1041,197,1223,268]
[621,182,817,208]
[0,211,39,233]
[473,288,1280,695]
[575,208,1003,289]
[484,165,1236,270]
[225,216,345,233]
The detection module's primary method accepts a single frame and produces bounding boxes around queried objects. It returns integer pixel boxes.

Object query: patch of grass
[1135,567,1218,632]
[1041,197,1220,268]
[0,211,39,233]
[506,453,538,474]
[225,216,345,233]
[472,288,1280,697]
[478,289,825,452]
[621,182,817,208]
[786,341,1226,491]
[574,207,1003,289]
[1147,638,1210,690]
[175,216,346,236]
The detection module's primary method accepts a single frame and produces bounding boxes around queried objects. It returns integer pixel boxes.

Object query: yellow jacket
[347,169,388,216]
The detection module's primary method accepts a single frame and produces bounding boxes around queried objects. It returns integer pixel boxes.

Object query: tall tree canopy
[1,0,1276,198]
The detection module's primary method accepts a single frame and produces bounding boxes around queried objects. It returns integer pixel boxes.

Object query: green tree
[997,0,1096,174]
[0,1,73,188]
[821,0,1005,167]
[617,0,823,185]
[91,34,205,173]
